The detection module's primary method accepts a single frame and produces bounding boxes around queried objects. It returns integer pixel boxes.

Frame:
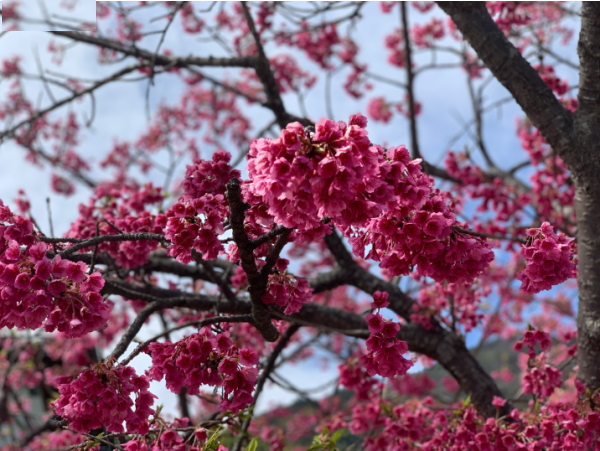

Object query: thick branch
[240,2,310,129]
[226,178,279,342]
[50,31,258,69]
[308,266,349,294]
[323,228,415,319]
[577,3,600,116]
[573,3,600,392]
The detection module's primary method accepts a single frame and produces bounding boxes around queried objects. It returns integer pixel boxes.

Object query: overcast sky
[0,2,582,417]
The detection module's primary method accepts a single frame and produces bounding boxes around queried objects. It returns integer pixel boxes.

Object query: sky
[2,0,96,31]
[0,1,583,418]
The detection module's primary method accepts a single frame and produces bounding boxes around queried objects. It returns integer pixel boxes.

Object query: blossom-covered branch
[226,177,280,342]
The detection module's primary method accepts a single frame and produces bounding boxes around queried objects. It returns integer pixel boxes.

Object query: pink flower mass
[517,221,577,293]
[0,2,595,451]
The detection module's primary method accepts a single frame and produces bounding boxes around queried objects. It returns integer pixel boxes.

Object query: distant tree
[0,2,595,450]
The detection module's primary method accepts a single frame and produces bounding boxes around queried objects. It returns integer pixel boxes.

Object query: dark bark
[226,177,280,342]
[573,3,600,391]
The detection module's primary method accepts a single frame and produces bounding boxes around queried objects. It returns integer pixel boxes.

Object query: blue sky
[2,0,95,31]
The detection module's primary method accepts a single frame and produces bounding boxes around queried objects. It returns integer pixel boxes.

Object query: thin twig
[49,232,168,258]
[451,226,527,244]
[400,3,421,160]
[119,315,254,366]
[45,198,55,238]
[232,323,301,451]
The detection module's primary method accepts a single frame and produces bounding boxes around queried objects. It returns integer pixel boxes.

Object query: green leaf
[462,394,472,408]
[331,429,345,444]
[308,443,326,451]
[247,438,258,451]
[380,402,393,415]
[204,426,223,451]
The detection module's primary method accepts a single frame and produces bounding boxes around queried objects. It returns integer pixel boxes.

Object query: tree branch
[0,63,147,146]
[232,323,301,451]
[240,2,310,129]
[400,3,421,161]
[226,178,279,342]
[50,31,258,68]
[48,232,168,258]
[572,2,600,393]
[101,275,509,417]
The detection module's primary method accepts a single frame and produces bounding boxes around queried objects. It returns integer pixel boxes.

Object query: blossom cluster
[124,419,210,451]
[362,292,412,378]
[262,258,312,314]
[66,181,166,268]
[338,357,380,401]
[411,18,445,48]
[0,202,109,337]
[263,272,312,315]
[248,115,387,242]
[522,357,563,398]
[514,327,552,358]
[147,327,259,413]
[353,187,494,284]
[331,369,600,451]
[249,116,494,284]
[164,150,240,263]
[53,362,156,434]
[517,222,576,293]
[513,328,562,398]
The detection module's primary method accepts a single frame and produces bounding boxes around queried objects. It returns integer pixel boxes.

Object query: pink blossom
[517,222,576,293]
[372,291,390,309]
[148,327,259,413]
[367,97,393,123]
[53,363,155,434]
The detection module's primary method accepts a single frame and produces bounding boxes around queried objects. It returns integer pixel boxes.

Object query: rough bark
[573,3,600,391]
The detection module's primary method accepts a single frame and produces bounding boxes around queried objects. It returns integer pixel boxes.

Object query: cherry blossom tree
[0,1,596,450]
